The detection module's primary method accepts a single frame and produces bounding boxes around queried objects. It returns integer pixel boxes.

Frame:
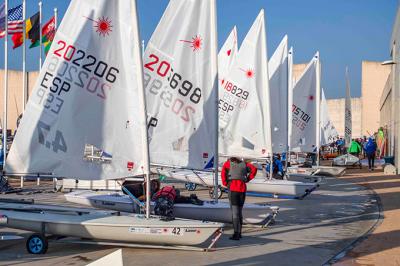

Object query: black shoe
[229,234,240,240]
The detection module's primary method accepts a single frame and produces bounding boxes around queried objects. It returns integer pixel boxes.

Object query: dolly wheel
[185,182,197,191]
[209,186,223,199]
[26,234,48,254]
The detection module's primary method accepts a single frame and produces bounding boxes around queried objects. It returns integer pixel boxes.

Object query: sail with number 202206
[1,0,223,248]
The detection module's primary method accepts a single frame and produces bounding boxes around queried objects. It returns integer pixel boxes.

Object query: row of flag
[0,3,56,53]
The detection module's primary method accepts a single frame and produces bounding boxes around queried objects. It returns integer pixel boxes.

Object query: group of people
[348,137,378,171]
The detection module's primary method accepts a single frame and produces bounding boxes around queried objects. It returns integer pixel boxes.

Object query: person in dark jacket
[266,155,284,179]
[221,157,257,240]
[363,138,377,171]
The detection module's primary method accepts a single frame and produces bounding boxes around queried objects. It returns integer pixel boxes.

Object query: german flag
[26,12,40,48]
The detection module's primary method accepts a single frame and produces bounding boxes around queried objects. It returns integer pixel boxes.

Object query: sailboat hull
[0,203,223,246]
[332,154,361,168]
[287,166,346,177]
[64,190,278,225]
[155,169,318,198]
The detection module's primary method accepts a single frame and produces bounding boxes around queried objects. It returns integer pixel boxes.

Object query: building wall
[389,6,400,171]
[0,70,39,132]
[292,63,308,84]
[361,61,391,136]
[327,97,362,138]
[379,72,393,155]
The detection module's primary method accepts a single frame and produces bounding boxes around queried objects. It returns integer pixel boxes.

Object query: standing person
[221,157,257,240]
[364,137,377,171]
[348,139,362,157]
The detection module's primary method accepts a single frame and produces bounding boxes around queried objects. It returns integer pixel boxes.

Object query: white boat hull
[332,154,361,167]
[64,191,278,225]
[0,203,223,246]
[155,169,318,198]
[287,166,346,177]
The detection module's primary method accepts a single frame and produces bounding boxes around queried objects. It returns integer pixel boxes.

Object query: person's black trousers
[228,190,246,235]
[367,154,375,169]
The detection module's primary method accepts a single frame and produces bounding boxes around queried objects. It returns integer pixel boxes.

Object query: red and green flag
[42,16,55,54]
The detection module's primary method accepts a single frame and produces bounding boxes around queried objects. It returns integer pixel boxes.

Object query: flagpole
[39,1,42,70]
[22,0,27,111]
[54,8,58,30]
[3,0,8,168]
[315,52,321,167]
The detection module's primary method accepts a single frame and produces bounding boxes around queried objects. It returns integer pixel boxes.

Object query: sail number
[292,104,311,131]
[51,40,119,101]
[37,121,67,153]
[144,53,202,123]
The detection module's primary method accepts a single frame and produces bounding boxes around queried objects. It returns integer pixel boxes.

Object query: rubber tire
[209,186,223,199]
[184,182,197,191]
[26,234,48,255]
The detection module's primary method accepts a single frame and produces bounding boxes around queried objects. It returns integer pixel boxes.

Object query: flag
[26,12,40,48]
[7,4,23,34]
[42,16,55,54]
[0,4,23,38]
[11,32,23,49]
[0,3,6,36]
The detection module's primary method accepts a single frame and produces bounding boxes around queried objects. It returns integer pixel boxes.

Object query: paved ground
[333,168,400,266]
[0,171,380,266]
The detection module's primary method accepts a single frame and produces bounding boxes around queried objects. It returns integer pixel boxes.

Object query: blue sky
[1,0,398,98]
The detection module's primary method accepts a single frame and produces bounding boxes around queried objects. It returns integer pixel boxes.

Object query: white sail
[6,0,147,179]
[344,67,352,147]
[219,10,272,158]
[144,0,218,170]
[320,89,338,145]
[218,26,238,85]
[268,35,288,154]
[290,53,319,153]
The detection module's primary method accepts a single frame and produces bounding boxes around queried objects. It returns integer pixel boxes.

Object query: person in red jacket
[221,157,257,240]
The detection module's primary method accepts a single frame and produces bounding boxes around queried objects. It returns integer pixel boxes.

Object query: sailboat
[333,67,360,168]
[64,0,277,225]
[161,11,318,199]
[288,88,345,176]
[0,0,223,253]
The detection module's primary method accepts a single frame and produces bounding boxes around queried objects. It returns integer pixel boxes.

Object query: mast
[130,0,151,218]
[211,0,219,201]
[3,0,8,169]
[22,0,26,111]
[286,46,293,172]
[315,52,321,166]
[39,1,42,70]
[262,9,274,179]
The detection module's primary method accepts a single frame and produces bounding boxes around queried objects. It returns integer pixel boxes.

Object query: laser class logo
[84,16,113,37]
[180,35,202,51]
[239,68,255,79]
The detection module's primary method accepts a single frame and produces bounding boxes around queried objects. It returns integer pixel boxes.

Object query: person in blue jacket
[363,137,377,171]
[266,155,284,179]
